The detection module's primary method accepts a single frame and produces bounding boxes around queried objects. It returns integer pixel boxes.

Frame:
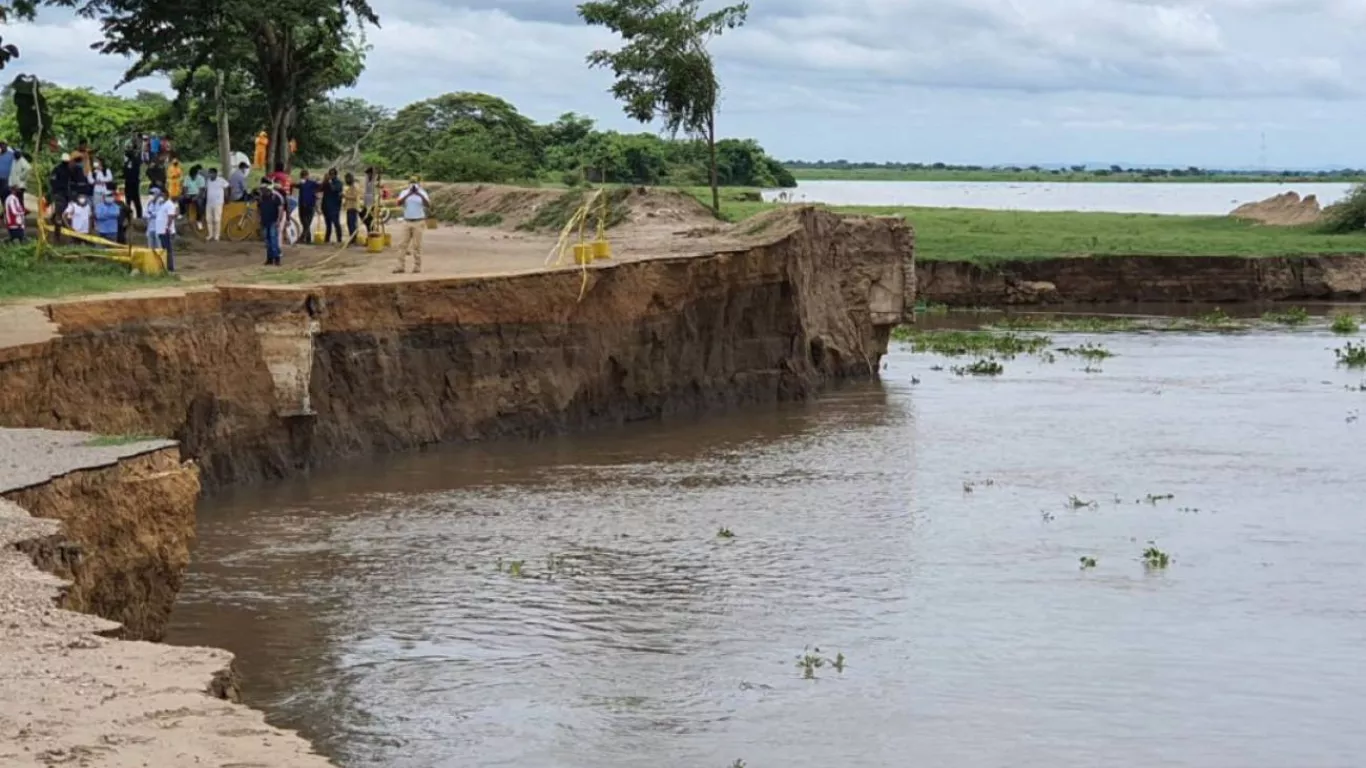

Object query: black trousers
[124,180,142,218]
[323,205,342,242]
[299,203,315,244]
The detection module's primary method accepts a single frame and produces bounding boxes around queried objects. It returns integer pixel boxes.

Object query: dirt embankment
[917,253,1366,306]
[0,434,329,766]
[1229,191,1324,226]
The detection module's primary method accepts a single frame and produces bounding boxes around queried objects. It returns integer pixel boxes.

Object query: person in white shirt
[64,193,92,235]
[394,175,430,274]
[7,150,31,208]
[156,191,178,272]
[203,167,231,241]
[88,157,114,204]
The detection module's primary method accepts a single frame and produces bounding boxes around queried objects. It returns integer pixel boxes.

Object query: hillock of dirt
[421,183,721,233]
[1229,191,1323,226]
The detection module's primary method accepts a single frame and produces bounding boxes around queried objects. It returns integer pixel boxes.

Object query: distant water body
[763,180,1355,215]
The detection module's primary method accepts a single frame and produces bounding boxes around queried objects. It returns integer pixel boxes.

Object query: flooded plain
[168,320,1366,768]
[765,179,1354,215]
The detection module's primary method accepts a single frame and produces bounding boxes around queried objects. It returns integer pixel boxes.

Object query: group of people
[3,132,433,274]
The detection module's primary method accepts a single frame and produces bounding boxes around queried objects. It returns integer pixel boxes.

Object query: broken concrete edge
[0,462,334,766]
[0,428,178,496]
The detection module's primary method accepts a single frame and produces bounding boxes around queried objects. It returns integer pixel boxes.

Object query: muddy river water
[167,321,1366,767]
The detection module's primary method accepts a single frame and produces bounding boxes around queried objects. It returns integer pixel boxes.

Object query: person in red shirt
[268,163,292,195]
[5,186,26,242]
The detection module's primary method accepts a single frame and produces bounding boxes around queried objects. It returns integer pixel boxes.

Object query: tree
[579,0,748,215]
[373,92,542,181]
[65,0,377,168]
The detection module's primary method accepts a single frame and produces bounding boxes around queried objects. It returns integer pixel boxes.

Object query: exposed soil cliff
[0,207,913,495]
[917,253,1366,306]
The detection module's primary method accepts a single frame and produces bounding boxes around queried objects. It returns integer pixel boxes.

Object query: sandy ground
[0,429,334,767]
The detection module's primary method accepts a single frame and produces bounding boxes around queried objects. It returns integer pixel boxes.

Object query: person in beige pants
[395,175,431,274]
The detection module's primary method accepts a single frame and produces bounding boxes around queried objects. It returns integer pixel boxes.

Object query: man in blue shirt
[257,179,286,266]
[94,193,120,242]
[296,169,318,244]
[0,141,14,202]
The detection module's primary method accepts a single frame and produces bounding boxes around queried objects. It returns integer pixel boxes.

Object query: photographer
[394,175,430,274]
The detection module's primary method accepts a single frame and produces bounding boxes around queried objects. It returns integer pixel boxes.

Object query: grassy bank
[0,243,175,301]
[787,167,1366,184]
[681,187,1366,264]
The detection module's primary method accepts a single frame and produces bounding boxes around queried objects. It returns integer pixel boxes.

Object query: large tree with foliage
[373,92,542,182]
[578,0,748,215]
[62,0,376,168]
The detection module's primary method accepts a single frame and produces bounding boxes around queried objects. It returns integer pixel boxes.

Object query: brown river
[167,318,1366,768]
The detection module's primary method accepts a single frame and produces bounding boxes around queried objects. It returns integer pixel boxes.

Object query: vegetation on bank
[690,189,1366,263]
[0,243,174,300]
[784,163,1366,185]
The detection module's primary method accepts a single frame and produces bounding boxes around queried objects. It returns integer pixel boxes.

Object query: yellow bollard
[366,233,385,253]
[591,239,611,260]
[573,243,592,265]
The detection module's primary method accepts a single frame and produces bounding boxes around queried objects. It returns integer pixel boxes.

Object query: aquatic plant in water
[1331,314,1361,335]
[1079,556,1098,569]
[951,359,1005,377]
[1335,341,1366,369]
[1262,306,1310,326]
[1067,495,1098,510]
[1142,544,1171,570]
[716,527,736,539]
[898,329,1050,359]
[795,647,846,679]
[1056,342,1115,361]
[990,315,1140,333]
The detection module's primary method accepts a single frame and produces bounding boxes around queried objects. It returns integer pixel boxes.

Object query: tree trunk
[214,70,231,175]
[707,110,719,217]
[268,106,287,172]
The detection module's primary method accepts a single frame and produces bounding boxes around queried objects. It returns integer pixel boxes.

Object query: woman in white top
[89,157,114,204]
[65,193,92,235]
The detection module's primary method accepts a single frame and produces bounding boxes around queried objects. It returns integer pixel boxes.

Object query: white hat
[60,152,70,161]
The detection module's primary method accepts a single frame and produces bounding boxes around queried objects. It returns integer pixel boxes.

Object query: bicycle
[223,194,300,244]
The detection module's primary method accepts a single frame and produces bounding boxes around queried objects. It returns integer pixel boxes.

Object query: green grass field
[788,167,1366,185]
[0,243,175,301]
[681,187,1366,264]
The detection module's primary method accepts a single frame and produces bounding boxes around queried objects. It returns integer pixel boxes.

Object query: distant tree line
[784,159,1366,179]
[0,83,795,188]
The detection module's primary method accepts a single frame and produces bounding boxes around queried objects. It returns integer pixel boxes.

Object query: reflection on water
[168,328,1366,767]
[765,179,1353,215]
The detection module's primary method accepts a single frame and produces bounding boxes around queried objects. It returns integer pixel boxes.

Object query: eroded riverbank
[0,207,913,765]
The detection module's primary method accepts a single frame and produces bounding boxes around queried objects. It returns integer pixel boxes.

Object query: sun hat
[60,152,70,161]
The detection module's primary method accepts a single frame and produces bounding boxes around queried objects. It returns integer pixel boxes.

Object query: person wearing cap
[94,188,120,241]
[394,175,430,274]
[48,153,76,243]
[257,178,287,266]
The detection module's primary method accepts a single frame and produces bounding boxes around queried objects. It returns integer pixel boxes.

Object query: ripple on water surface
[167,327,1366,768]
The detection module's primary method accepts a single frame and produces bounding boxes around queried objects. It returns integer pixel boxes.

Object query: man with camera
[394,175,431,274]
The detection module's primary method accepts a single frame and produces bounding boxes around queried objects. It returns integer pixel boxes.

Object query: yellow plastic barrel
[128,247,165,275]
[382,232,392,247]
[591,239,612,260]
[573,243,592,264]
[366,233,385,253]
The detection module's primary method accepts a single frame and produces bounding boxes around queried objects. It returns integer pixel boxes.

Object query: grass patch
[0,242,175,301]
[248,268,312,284]
[85,433,160,447]
[1056,342,1115,361]
[893,329,1050,358]
[1262,306,1311,326]
[1335,341,1366,368]
[1331,314,1362,334]
[516,187,632,232]
[463,212,504,227]
[989,315,1140,333]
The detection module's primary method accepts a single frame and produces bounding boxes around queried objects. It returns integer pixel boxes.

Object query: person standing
[394,175,430,274]
[94,191,120,242]
[362,167,377,232]
[5,185,25,242]
[146,159,166,197]
[204,168,229,241]
[48,153,76,243]
[89,157,114,204]
[8,150,30,209]
[253,131,269,169]
[296,169,318,244]
[0,141,13,203]
[257,179,286,266]
[145,187,162,250]
[154,188,177,272]
[321,168,343,243]
[182,164,205,226]
[114,190,132,244]
[64,191,92,236]
[342,172,361,244]
[167,157,183,201]
[122,148,142,219]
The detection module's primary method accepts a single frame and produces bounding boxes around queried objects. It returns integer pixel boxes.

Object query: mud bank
[917,253,1366,305]
[0,208,913,493]
[0,432,329,765]
[0,208,911,765]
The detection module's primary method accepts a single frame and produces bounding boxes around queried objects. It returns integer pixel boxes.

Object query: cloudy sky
[7,0,1365,168]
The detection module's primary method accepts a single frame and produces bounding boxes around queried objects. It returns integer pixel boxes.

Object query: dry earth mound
[421,183,722,234]
[1230,191,1323,226]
